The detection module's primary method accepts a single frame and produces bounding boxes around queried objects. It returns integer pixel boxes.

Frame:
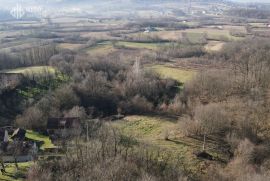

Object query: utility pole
[202,134,206,151]
[86,122,89,142]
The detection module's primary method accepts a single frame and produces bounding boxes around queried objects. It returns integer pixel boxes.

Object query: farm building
[0,128,39,163]
[47,117,81,139]
[144,26,157,33]
[11,128,26,141]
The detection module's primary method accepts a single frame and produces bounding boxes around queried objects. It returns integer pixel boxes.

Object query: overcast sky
[232,0,270,2]
[0,0,269,7]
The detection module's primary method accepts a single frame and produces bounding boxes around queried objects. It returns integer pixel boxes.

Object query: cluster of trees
[16,54,179,129]
[122,33,165,43]
[177,38,270,180]
[27,124,187,181]
[156,43,205,61]
[0,44,58,70]
[7,30,270,180]
[227,8,270,19]
[127,18,190,30]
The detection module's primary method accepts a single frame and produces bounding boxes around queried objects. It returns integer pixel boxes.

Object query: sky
[0,0,269,7]
[232,0,270,2]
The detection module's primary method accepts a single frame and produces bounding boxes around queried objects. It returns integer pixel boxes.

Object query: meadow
[148,64,196,83]
[113,115,229,177]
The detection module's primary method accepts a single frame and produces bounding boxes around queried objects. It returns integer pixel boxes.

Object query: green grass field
[58,43,84,50]
[25,130,55,150]
[183,28,244,41]
[85,42,116,56]
[249,23,268,28]
[0,162,32,181]
[113,115,228,177]
[148,64,196,83]
[204,41,225,52]
[0,131,54,180]
[130,27,245,43]
[115,41,166,50]
[85,41,168,55]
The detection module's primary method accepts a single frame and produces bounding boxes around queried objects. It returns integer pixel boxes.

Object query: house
[144,26,157,33]
[0,129,9,152]
[216,26,223,30]
[2,141,38,163]
[0,129,8,142]
[0,128,39,163]
[47,117,81,139]
[11,128,26,141]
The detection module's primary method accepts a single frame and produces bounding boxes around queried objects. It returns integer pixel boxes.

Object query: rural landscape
[0,0,270,180]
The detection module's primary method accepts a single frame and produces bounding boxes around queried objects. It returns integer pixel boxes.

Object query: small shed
[47,117,81,139]
[47,117,81,130]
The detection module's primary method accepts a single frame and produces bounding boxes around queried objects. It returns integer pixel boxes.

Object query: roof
[11,128,26,140]
[47,117,81,129]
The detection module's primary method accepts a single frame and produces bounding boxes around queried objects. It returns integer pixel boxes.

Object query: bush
[15,106,46,129]
[119,95,153,114]
[179,103,230,136]
[185,70,234,102]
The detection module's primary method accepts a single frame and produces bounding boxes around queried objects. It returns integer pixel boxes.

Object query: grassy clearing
[178,21,200,27]
[86,41,167,55]
[116,115,176,139]
[16,71,69,99]
[183,28,237,41]
[148,64,196,83]
[58,43,84,50]
[25,130,55,150]
[80,31,114,40]
[0,66,56,76]
[130,26,246,42]
[115,41,164,50]
[185,32,204,43]
[86,43,116,56]
[0,162,32,181]
[249,23,268,28]
[204,41,225,52]
[130,31,182,41]
[114,115,228,177]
